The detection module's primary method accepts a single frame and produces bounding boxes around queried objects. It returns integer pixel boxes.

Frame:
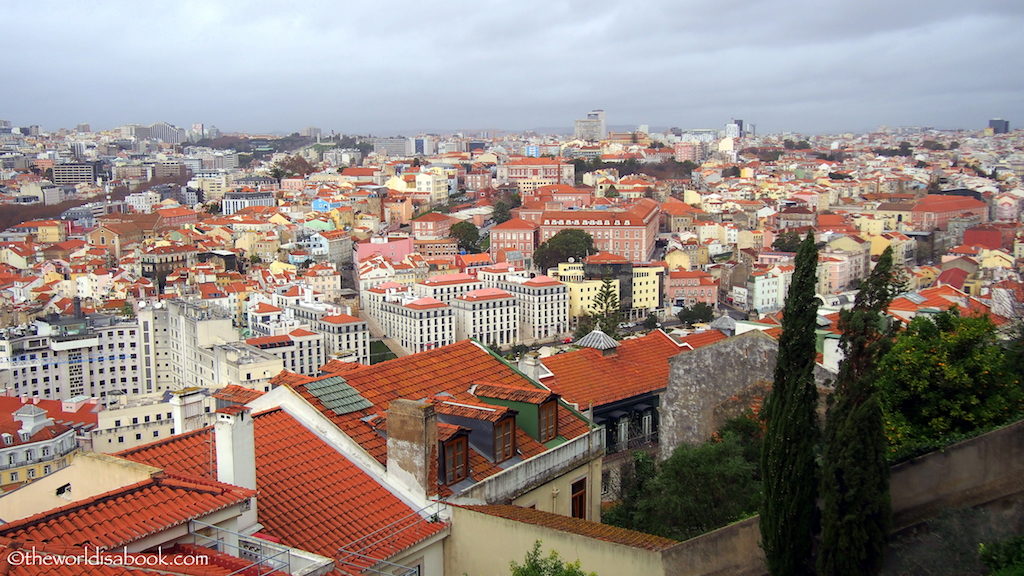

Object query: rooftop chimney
[386,399,438,500]
[170,388,207,434]
[214,405,257,490]
[518,352,542,382]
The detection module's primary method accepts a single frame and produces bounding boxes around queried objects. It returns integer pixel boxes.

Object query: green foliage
[510,541,595,576]
[271,154,316,178]
[604,185,619,198]
[642,312,659,330]
[573,314,596,339]
[532,229,595,272]
[676,302,714,326]
[121,301,135,318]
[772,230,802,252]
[981,535,1024,574]
[875,310,1024,451]
[450,220,481,253]
[605,416,763,541]
[721,166,741,178]
[492,201,512,224]
[589,278,621,339]
[761,233,820,576]
[819,248,899,576]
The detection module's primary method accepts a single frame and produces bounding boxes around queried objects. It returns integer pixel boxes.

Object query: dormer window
[539,400,558,443]
[494,417,516,462]
[444,437,468,484]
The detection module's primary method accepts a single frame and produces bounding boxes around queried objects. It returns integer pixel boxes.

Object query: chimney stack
[386,399,437,500]
[518,351,541,382]
[170,388,207,434]
[214,405,257,490]
[214,405,258,533]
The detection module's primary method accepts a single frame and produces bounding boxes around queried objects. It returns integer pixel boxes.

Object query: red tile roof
[212,386,266,407]
[458,505,678,551]
[540,331,685,407]
[676,329,729,349]
[0,475,254,550]
[284,340,590,466]
[0,538,248,576]
[119,409,445,566]
[320,313,363,324]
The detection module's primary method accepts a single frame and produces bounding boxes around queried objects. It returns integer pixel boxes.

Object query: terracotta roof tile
[459,505,678,551]
[119,409,445,566]
[0,475,254,550]
[540,331,684,407]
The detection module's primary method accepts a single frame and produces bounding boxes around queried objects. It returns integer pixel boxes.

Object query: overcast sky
[5,0,1022,136]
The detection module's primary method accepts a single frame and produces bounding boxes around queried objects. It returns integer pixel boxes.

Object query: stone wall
[660,330,834,459]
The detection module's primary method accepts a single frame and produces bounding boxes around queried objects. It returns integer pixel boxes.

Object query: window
[494,418,516,462]
[539,400,558,442]
[444,437,468,484]
[571,478,587,519]
[9,472,18,483]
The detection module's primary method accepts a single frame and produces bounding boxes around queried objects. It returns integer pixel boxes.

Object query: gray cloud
[4,0,1022,135]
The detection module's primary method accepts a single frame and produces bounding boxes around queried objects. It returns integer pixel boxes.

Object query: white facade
[377,296,454,354]
[452,289,519,348]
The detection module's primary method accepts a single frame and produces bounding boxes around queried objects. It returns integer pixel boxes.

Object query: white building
[125,190,161,214]
[315,314,370,364]
[480,266,569,342]
[452,288,519,348]
[0,313,144,400]
[245,329,326,376]
[413,273,484,304]
[378,296,454,354]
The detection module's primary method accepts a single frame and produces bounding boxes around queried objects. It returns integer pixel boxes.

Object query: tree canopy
[604,414,763,541]
[876,309,1023,452]
[532,229,595,272]
[818,247,899,576]
[510,541,595,576]
[761,233,820,576]
[772,230,802,252]
[589,278,622,339]
[676,302,714,326]
[450,220,481,253]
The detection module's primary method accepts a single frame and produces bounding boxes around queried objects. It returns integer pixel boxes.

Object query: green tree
[772,230,802,252]
[450,220,480,253]
[676,302,714,326]
[643,312,660,330]
[722,166,741,178]
[532,229,595,272]
[876,310,1023,450]
[573,314,597,339]
[604,185,619,198]
[492,201,512,224]
[818,247,899,576]
[605,415,763,541]
[761,233,820,576]
[510,541,595,576]
[589,278,622,339]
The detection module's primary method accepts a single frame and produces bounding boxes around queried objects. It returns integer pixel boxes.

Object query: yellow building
[0,405,78,491]
[632,264,664,311]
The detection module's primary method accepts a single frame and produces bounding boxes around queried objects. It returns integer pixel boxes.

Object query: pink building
[490,218,539,263]
[411,212,458,240]
[665,270,719,307]
[355,235,415,263]
[536,199,661,263]
[910,195,989,231]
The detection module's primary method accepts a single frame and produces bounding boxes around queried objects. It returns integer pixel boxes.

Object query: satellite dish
[567,257,575,263]
[138,301,146,308]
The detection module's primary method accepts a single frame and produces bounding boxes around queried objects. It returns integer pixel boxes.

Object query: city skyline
[5,0,1023,135]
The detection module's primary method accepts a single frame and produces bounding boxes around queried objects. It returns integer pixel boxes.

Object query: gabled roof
[0,474,254,549]
[281,340,590,466]
[119,409,443,565]
[541,330,685,407]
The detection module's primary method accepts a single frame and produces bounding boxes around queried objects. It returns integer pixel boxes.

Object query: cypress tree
[818,247,897,575]
[761,232,820,576]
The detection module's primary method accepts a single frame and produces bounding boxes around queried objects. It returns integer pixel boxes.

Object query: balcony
[454,427,605,505]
